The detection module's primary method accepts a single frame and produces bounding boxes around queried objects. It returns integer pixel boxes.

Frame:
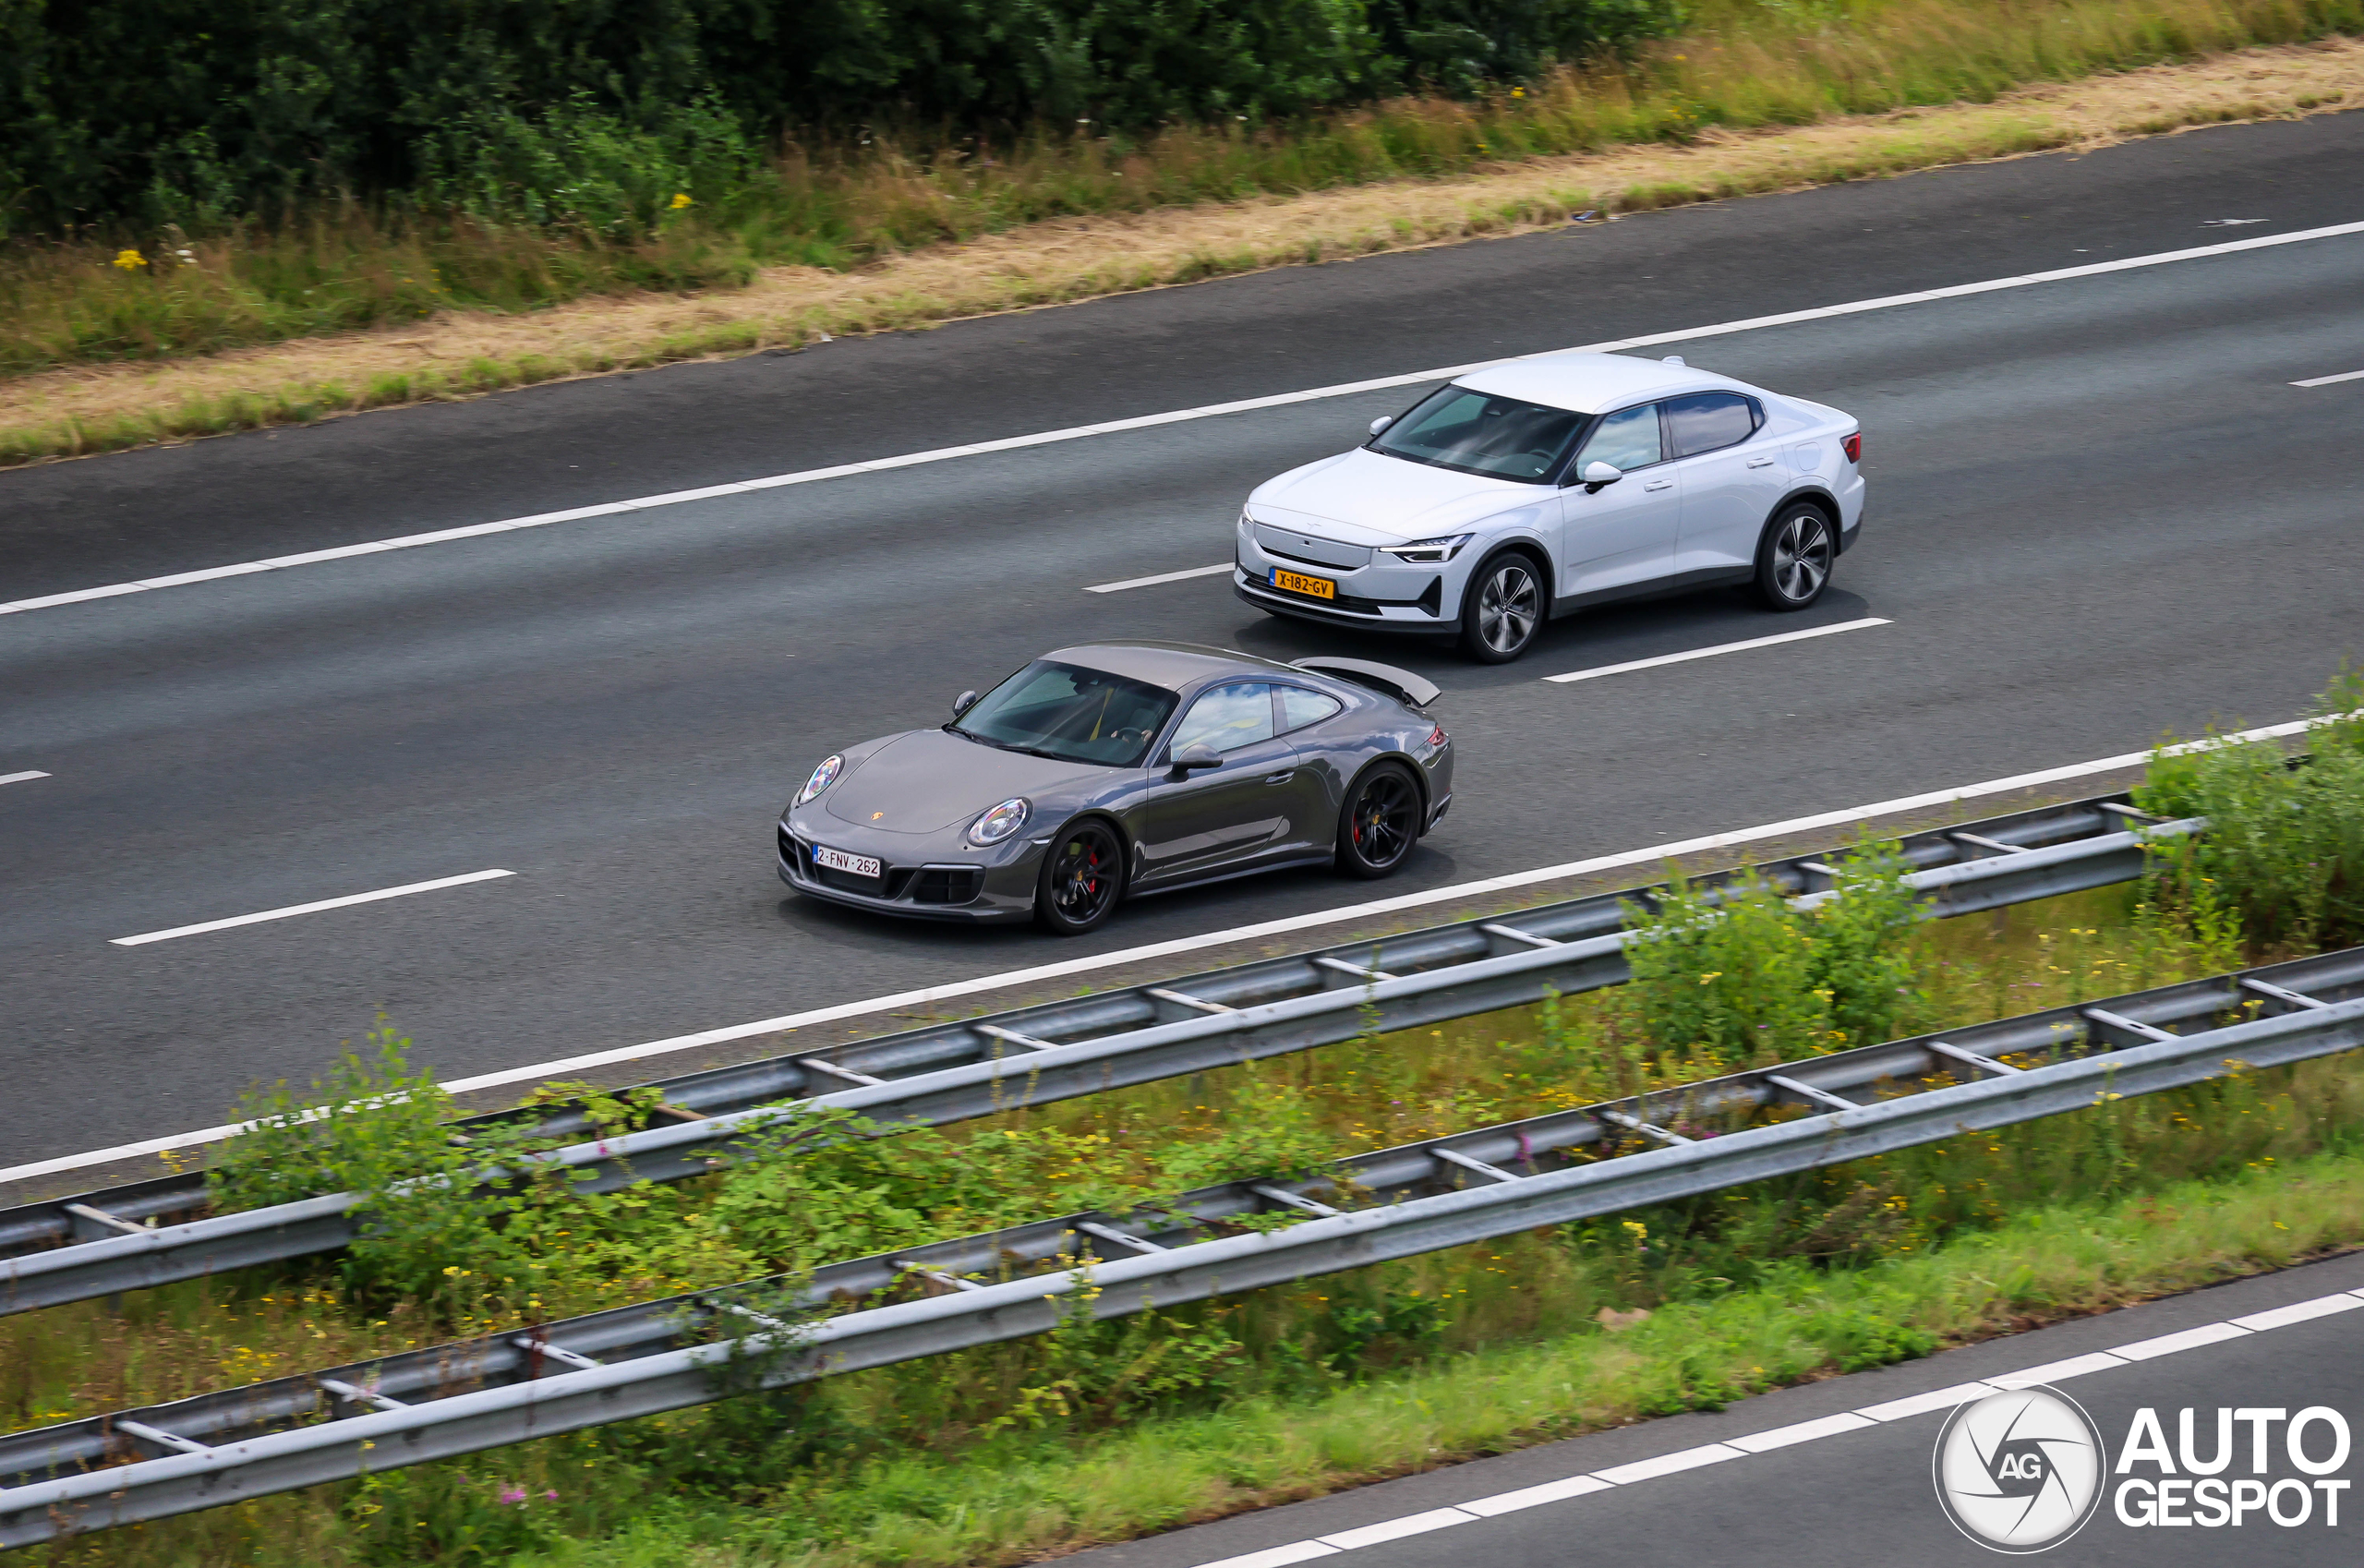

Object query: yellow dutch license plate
[1272,567,1335,600]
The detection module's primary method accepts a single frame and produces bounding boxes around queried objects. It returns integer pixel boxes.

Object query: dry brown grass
[5,39,2357,464]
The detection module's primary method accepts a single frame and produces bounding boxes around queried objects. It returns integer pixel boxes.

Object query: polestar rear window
[951,661,1177,766]
[1370,388,1586,483]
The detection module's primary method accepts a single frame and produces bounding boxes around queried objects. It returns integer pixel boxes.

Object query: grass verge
[4,18,2361,470]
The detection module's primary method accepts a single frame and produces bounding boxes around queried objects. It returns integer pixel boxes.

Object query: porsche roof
[1040,641,1293,690]
[1453,351,1740,415]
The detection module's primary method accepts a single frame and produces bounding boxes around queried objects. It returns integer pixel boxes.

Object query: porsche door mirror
[1168,742,1224,776]
[1368,415,1394,437]
[1579,460,1623,493]
[952,689,979,717]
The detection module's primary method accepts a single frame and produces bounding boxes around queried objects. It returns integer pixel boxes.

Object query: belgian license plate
[814,845,882,879]
[1272,566,1335,600]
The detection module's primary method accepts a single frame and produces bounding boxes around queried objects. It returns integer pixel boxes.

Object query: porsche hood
[822,729,1116,835]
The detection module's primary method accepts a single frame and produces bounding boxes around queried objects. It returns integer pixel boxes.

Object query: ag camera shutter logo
[1933,1386,2108,1552]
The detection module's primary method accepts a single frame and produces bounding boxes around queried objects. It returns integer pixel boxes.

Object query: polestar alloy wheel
[1755,504,1834,610]
[1460,553,1544,663]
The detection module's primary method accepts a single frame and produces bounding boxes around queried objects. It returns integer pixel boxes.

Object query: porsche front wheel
[1036,818,1127,935]
[1337,764,1421,879]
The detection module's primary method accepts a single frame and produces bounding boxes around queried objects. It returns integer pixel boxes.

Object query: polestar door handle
[1643,479,1674,491]
[1746,457,1777,468]
[1264,772,1296,784]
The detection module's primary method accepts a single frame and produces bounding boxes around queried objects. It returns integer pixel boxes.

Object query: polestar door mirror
[1169,742,1224,775]
[1580,461,1623,492]
[952,689,979,717]
[1368,416,1394,436]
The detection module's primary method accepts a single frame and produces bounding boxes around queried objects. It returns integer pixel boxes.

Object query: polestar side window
[952,661,1177,766]
[1664,392,1761,458]
[1371,389,1586,482]
[1171,682,1278,754]
[1575,403,1663,473]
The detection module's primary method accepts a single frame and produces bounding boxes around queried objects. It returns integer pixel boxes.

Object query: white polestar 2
[1234,352,1865,662]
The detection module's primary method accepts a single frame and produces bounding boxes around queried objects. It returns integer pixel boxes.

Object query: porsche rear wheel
[1035,818,1127,935]
[1337,763,1421,879]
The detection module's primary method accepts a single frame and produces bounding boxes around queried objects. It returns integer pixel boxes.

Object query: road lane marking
[7,220,2362,621]
[2292,368,2364,387]
[1084,563,1234,593]
[1542,617,1889,684]
[109,869,515,947]
[5,711,2331,1188]
[0,771,49,787]
[1187,1285,2364,1568]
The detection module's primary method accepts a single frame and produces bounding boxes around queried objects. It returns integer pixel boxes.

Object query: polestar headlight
[795,754,844,805]
[1237,509,1254,533]
[1378,533,1473,564]
[967,797,1031,846]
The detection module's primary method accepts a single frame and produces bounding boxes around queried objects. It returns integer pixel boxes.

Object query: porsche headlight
[967,797,1031,846]
[1377,533,1473,564]
[795,754,844,805]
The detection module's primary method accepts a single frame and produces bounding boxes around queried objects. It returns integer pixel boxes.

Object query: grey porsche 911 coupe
[778,641,1454,934]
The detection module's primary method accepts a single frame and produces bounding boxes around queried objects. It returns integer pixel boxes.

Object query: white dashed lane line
[1186,1289,2364,1568]
[1084,563,1235,593]
[1541,617,1890,684]
[2291,368,2364,387]
[109,868,516,947]
[0,770,51,787]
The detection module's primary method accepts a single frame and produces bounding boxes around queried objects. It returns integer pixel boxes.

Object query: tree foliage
[0,0,1680,233]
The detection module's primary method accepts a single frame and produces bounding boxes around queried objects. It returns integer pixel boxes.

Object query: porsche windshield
[1370,387,1586,482]
[951,661,1178,766]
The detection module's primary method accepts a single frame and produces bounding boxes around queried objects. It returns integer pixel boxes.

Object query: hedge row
[0,0,1678,234]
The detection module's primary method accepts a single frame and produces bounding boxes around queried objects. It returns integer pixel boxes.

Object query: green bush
[2138,667,2364,952]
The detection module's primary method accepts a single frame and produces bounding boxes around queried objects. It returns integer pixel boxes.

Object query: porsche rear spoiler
[1289,657,1441,710]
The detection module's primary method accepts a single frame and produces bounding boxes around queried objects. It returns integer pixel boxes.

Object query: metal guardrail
[1,792,2189,1314]
[6,942,2359,1547]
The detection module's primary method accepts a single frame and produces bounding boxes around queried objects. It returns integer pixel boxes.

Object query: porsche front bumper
[777,819,1040,923]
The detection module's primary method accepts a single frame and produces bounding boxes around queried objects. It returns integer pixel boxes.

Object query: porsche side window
[1664,392,1760,458]
[1278,688,1343,734]
[1172,682,1278,754]
[1574,403,1662,473]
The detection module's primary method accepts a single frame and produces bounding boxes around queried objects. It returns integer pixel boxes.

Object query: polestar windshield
[1370,387,1586,482]
[949,661,1178,766]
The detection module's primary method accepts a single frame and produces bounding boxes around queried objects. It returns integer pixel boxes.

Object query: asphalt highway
[5,113,2364,1172]
[1067,1251,2364,1568]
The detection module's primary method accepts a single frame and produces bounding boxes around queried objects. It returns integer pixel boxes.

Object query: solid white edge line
[108,869,515,947]
[1316,1507,1479,1550]
[1084,563,1236,594]
[1984,1351,2129,1387]
[6,219,2361,621]
[0,770,50,786]
[2,713,2333,1188]
[1175,1286,2364,1566]
[1542,617,1890,683]
[2292,368,2364,387]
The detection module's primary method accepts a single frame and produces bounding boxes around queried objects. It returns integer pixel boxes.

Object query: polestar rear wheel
[1755,503,1834,610]
[1035,818,1127,935]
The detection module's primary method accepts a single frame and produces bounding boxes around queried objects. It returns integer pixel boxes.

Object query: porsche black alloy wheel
[1338,763,1420,879]
[1460,553,1545,663]
[1036,818,1127,934]
[1754,504,1835,610]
